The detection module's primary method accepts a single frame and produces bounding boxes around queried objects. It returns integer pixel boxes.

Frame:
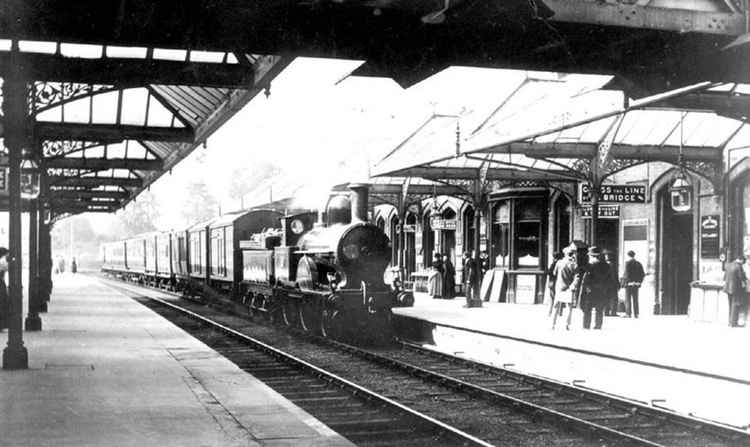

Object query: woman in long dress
[429,253,444,298]
[443,254,456,299]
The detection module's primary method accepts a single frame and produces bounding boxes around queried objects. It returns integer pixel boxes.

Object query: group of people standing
[548,244,644,331]
[53,255,77,274]
[428,252,456,299]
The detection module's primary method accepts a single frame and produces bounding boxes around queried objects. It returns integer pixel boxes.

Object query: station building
[373,80,750,324]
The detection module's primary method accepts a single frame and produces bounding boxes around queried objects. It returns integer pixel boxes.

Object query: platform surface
[0,273,353,447]
[394,294,750,430]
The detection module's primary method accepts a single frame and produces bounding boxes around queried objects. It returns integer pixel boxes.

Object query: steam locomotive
[101,184,413,341]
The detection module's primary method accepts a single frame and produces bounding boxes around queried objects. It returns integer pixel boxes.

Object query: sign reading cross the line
[580,184,646,203]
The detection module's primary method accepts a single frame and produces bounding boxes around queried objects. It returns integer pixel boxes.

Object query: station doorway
[657,186,694,315]
[422,212,433,268]
[404,213,416,275]
[439,208,457,263]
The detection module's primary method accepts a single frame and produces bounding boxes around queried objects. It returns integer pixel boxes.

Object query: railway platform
[0,274,353,447]
[393,294,750,432]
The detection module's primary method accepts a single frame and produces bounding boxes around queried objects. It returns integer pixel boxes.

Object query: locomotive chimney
[349,183,369,222]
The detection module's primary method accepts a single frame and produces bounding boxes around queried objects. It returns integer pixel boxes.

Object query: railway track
[105,278,749,446]
[136,293,489,447]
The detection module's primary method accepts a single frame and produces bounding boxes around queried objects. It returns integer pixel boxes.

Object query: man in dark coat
[462,252,477,304]
[602,250,620,316]
[723,255,747,327]
[623,250,645,318]
[579,246,610,330]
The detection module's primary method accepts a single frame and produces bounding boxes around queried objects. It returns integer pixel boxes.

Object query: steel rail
[312,336,665,447]
[398,341,750,443]
[108,283,493,447]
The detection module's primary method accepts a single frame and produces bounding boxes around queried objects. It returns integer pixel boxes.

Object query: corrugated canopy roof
[374,81,748,186]
[0,42,290,217]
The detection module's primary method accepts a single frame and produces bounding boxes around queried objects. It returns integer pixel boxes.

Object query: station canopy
[374,75,750,190]
[0,41,288,217]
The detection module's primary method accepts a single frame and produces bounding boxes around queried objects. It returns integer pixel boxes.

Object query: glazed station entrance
[657,181,695,315]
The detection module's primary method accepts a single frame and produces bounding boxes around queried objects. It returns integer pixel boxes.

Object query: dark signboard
[700,215,720,258]
[581,184,646,203]
[580,204,620,219]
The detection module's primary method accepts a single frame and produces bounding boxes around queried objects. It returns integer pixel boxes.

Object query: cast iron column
[39,216,52,311]
[25,200,41,330]
[467,180,483,308]
[2,47,30,369]
[590,181,600,246]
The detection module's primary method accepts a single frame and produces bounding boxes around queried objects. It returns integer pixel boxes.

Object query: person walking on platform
[623,250,645,318]
[603,250,620,316]
[579,246,610,330]
[551,246,577,330]
[723,255,747,327]
[443,254,455,299]
[547,251,563,316]
[429,253,444,298]
[0,247,8,330]
[71,257,78,274]
[462,252,477,305]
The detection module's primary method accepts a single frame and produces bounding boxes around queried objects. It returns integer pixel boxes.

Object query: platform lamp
[669,113,692,213]
[20,157,40,200]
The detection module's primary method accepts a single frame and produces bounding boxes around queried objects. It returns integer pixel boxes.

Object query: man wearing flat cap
[579,246,611,329]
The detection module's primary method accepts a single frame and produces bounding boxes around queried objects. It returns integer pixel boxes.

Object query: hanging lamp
[669,113,692,212]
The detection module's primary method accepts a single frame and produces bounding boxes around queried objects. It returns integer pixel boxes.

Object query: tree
[118,190,160,236]
[228,161,281,209]
[181,179,219,224]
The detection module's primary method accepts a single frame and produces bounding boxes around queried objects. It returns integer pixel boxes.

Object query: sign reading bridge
[580,184,646,203]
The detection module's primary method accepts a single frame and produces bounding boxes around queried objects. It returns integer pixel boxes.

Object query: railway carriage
[144,232,159,283]
[155,231,174,287]
[172,227,190,284]
[124,234,147,279]
[188,219,211,284]
[207,209,282,294]
[101,241,126,273]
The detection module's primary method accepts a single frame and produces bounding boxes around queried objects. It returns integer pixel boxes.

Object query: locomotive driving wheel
[321,308,345,339]
[282,298,301,328]
[299,300,324,335]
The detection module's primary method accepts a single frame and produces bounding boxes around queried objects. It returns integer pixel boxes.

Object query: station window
[514,198,543,269]
[492,201,510,268]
